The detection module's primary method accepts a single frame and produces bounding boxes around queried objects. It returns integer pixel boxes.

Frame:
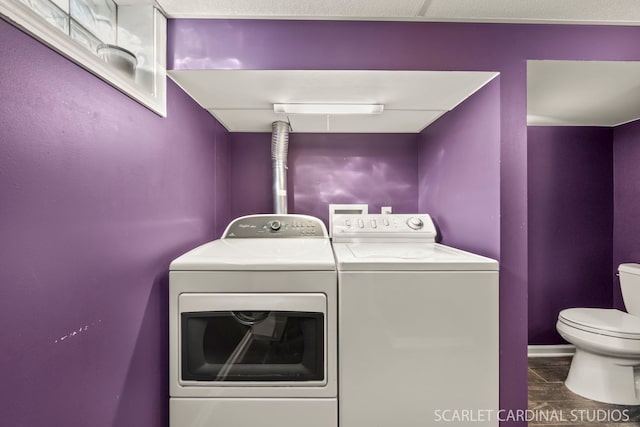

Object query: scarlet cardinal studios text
[434,408,631,423]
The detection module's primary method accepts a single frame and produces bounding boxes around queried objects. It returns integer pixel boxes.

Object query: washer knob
[269,220,282,231]
[406,217,424,230]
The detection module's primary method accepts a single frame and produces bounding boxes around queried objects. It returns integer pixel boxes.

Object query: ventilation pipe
[271,121,290,214]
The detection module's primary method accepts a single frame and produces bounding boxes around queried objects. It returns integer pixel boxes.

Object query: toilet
[556,263,640,405]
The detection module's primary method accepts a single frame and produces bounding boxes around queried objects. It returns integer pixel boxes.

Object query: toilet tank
[619,263,640,316]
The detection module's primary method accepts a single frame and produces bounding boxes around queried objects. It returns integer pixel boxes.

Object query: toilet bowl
[556,263,640,405]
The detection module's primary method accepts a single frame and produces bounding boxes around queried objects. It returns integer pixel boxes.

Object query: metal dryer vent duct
[271,121,290,214]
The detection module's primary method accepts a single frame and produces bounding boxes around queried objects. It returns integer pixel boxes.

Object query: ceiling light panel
[274,103,384,115]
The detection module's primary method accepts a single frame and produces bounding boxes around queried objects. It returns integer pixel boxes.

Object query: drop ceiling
[156,0,640,26]
[528,61,640,127]
[168,70,498,133]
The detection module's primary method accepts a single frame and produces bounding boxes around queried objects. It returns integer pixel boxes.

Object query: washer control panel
[223,214,328,238]
[332,214,437,242]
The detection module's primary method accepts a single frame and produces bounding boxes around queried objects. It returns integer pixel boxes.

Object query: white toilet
[556,263,640,405]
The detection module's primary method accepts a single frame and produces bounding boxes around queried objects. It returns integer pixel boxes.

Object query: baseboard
[528,344,575,357]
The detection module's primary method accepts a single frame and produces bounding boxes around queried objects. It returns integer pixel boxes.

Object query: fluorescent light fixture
[274,103,384,115]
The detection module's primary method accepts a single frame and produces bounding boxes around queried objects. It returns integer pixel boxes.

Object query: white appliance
[332,214,499,427]
[169,214,337,427]
[556,263,640,405]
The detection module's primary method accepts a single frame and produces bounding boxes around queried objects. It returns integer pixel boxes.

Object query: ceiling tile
[173,70,495,110]
[156,0,640,25]
[210,109,285,132]
[421,0,640,24]
[158,0,426,19]
[326,110,445,133]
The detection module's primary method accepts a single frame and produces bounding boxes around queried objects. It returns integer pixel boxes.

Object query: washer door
[179,293,326,385]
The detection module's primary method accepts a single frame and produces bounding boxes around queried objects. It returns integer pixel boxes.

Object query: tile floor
[528,357,640,426]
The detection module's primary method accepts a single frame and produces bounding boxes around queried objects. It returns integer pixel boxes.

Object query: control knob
[406,217,424,230]
[269,220,282,231]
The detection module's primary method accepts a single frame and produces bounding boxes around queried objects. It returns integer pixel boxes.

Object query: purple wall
[215,125,232,236]
[527,127,613,344]
[168,19,640,421]
[613,119,640,310]
[229,133,418,224]
[0,20,228,427]
[418,78,500,260]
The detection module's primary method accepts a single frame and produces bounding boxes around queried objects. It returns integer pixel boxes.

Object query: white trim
[158,14,640,27]
[528,344,575,358]
[0,0,166,117]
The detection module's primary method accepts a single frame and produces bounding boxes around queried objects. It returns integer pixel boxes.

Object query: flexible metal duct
[271,121,290,214]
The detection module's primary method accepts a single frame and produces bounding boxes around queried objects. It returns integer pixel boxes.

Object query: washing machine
[169,214,337,427]
[332,214,499,427]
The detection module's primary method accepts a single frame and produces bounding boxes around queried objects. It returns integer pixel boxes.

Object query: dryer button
[269,220,282,231]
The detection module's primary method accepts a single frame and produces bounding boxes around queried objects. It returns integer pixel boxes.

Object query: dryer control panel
[223,214,328,238]
[331,214,437,243]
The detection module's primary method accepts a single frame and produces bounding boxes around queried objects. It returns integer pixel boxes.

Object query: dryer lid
[170,238,336,271]
[558,308,640,339]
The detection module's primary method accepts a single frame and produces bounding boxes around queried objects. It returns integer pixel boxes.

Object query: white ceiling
[168,70,498,133]
[156,0,640,25]
[528,61,640,127]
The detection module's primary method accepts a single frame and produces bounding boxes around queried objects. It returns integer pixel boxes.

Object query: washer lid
[170,238,336,271]
[558,308,640,339]
[332,242,498,271]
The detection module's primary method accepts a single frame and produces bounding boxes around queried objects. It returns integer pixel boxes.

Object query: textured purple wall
[528,127,613,345]
[167,20,640,72]
[214,124,232,236]
[613,119,640,310]
[168,18,640,421]
[0,20,228,427]
[229,133,418,223]
[418,78,500,260]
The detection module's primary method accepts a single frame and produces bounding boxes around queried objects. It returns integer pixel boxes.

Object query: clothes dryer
[332,214,499,427]
[169,215,337,427]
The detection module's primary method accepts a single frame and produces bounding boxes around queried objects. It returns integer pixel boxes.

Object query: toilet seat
[559,308,640,339]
